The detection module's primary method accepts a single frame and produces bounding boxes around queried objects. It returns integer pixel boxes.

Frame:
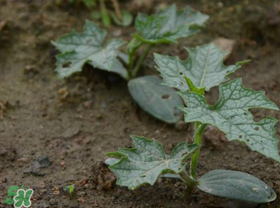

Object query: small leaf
[82,0,96,8]
[52,20,127,79]
[179,78,280,161]
[64,184,75,198]
[155,43,245,92]
[135,4,208,44]
[184,76,205,95]
[92,11,101,19]
[197,170,276,203]
[101,9,111,27]
[110,10,133,27]
[128,75,183,123]
[107,135,199,190]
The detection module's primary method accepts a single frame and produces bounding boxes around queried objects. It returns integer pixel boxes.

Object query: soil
[0,0,280,207]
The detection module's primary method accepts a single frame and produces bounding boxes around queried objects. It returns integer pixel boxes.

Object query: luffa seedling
[52,4,208,123]
[106,43,279,203]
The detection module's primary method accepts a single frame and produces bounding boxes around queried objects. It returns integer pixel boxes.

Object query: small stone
[0,178,7,183]
[17,157,29,163]
[212,38,236,55]
[37,156,52,168]
[175,121,188,131]
[23,65,38,74]
[60,161,66,167]
[124,127,131,133]
[83,101,92,108]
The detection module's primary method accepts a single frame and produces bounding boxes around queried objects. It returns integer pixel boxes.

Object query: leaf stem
[127,40,143,77]
[179,170,197,196]
[132,43,153,77]
[190,123,206,179]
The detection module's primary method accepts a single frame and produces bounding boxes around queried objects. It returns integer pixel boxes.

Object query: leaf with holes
[134,4,208,44]
[179,78,280,161]
[198,170,276,203]
[128,75,183,123]
[154,43,249,91]
[52,20,128,79]
[107,135,199,190]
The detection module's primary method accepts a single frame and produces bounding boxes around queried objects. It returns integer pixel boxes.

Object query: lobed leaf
[128,75,183,123]
[198,170,276,203]
[52,20,128,79]
[135,4,208,44]
[105,158,181,179]
[179,78,280,161]
[155,43,246,92]
[107,135,199,190]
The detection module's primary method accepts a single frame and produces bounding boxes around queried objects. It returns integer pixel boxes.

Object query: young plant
[92,0,133,27]
[52,5,209,123]
[64,184,75,198]
[56,0,133,27]
[105,43,279,203]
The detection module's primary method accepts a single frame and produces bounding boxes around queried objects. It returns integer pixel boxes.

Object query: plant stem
[179,170,197,197]
[100,0,111,27]
[128,41,143,76]
[132,43,153,77]
[190,123,206,179]
[111,0,122,21]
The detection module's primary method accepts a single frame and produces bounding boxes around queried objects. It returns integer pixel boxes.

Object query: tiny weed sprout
[52,4,208,123]
[64,184,75,199]
[105,43,279,204]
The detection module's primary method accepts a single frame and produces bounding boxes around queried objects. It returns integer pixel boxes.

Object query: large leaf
[155,43,248,92]
[134,4,208,44]
[107,135,199,190]
[128,75,183,123]
[179,78,280,161]
[52,20,128,79]
[198,170,276,203]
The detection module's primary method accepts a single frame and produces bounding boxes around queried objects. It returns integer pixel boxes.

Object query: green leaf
[179,78,280,161]
[128,75,183,124]
[81,0,96,8]
[92,11,101,19]
[101,8,111,27]
[155,43,245,92]
[110,10,133,27]
[64,184,75,198]
[134,4,208,44]
[107,135,199,190]
[197,170,276,203]
[105,158,181,179]
[184,76,205,95]
[52,20,127,79]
